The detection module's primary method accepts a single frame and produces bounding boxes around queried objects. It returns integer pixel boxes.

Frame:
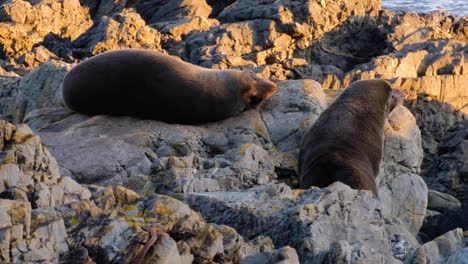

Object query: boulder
[187,182,419,263]
[406,228,465,264]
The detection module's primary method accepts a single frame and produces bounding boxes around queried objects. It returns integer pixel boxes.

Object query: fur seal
[62,49,277,124]
[298,79,404,197]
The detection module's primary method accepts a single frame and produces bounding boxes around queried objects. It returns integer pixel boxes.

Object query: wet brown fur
[62,49,277,124]
[298,79,403,197]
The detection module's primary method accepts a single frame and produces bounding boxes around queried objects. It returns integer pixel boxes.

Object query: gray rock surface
[446,247,468,264]
[187,182,418,263]
[0,121,268,263]
[242,246,300,264]
[0,120,83,262]
[378,105,428,235]
[0,61,69,123]
[427,190,462,212]
[406,228,465,264]
[424,120,468,203]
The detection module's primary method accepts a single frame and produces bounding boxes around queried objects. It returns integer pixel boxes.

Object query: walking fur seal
[62,49,277,124]
[298,79,404,197]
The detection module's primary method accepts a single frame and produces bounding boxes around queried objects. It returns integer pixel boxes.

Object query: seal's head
[342,79,404,116]
[387,88,405,114]
[239,71,277,108]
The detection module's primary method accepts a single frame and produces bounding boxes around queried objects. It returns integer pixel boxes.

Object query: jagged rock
[378,105,428,235]
[427,190,462,212]
[130,0,212,24]
[0,0,92,59]
[446,248,468,264]
[0,61,69,123]
[241,246,300,264]
[187,182,419,263]
[217,0,380,40]
[0,199,32,262]
[72,8,162,57]
[339,40,467,82]
[406,228,465,264]
[153,16,219,43]
[238,236,275,260]
[183,19,295,70]
[38,187,254,263]
[0,76,21,123]
[0,120,263,263]
[424,120,468,203]
[385,11,468,49]
[15,46,61,72]
[0,121,85,262]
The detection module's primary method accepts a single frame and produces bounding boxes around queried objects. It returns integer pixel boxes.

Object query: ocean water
[382,0,468,16]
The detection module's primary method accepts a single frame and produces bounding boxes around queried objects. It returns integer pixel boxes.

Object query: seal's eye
[249,95,263,106]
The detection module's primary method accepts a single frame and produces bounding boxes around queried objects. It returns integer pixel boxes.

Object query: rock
[0,121,81,262]
[130,0,212,24]
[187,182,420,263]
[0,0,92,59]
[383,105,424,175]
[23,219,68,262]
[238,236,275,261]
[182,19,295,70]
[406,228,465,264]
[15,46,61,72]
[424,120,468,203]
[0,121,63,208]
[427,190,462,212]
[72,8,162,57]
[0,120,257,263]
[377,105,428,235]
[241,246,300,264]
[446,248,468,264]
[0,199,32,262]
[66,192,248,263]
[0,61,69,123]
[218,0,380,40]
[378,171,428,235]
[153,16,219,43]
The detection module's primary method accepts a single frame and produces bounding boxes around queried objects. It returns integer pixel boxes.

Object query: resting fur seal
[62,49,277,124]
[298,79,404,197]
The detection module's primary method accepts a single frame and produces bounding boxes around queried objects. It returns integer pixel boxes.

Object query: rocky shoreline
[0,0,467,263]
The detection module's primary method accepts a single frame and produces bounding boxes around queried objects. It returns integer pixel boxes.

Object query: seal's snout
[388,88,406,112]
[243,73,277,108]
[392,89,406,98]
[263,81,277,98]
[259,77,277,95]
[391,89,406,103]
[249,95,264,107]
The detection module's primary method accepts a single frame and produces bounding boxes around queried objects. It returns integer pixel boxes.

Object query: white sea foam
[382,0,468,16]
